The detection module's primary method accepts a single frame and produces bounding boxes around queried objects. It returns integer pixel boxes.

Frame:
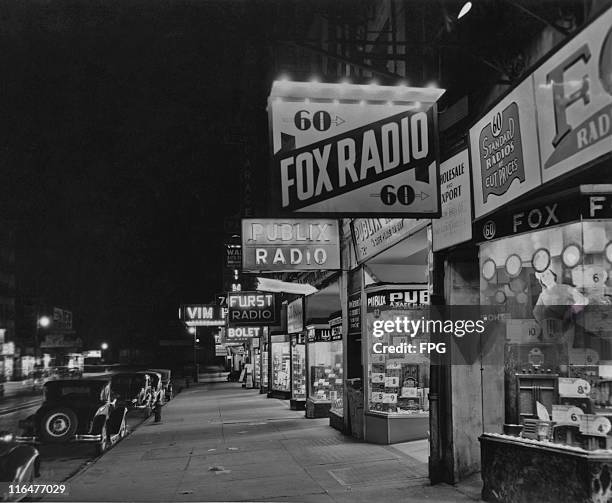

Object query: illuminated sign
[227,326,262,338]
[241,219,340,272]
[227,292,279,326]
[267,81,444,216]
[180,304,226,327]
[534,7,612,183]
[225,244,242,269]
[351,218,427,263]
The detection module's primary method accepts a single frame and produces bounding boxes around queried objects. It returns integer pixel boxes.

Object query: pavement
[47,382,483,502]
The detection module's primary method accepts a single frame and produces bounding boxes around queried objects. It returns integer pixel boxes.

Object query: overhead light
[458,1,472,19]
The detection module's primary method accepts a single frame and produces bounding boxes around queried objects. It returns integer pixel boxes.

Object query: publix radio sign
[241,219,340,272]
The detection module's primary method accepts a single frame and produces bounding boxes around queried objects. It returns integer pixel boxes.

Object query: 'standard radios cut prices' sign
[227,292,279,326]
[267,81,445,216]
[181,304,226,326]
[242,218,340,272]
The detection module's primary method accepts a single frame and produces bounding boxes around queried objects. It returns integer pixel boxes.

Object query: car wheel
[95,423,108,456]
[40,408,78,443]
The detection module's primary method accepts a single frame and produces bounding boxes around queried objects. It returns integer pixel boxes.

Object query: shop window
[271,335,290,392]
[480,221,612,450]
[291,336,306,400]
[308,339,343,404]
[365,289,430,416]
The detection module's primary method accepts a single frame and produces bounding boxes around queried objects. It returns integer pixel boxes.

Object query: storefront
[269,332,291,399]
[349,218,433,444]
[287,297,306,410]
[304,281,342,419]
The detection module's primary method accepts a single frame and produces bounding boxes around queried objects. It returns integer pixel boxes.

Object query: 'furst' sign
[227,292,279,326]
[241,219,340,272]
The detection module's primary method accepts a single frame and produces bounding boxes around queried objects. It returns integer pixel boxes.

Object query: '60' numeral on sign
[294,110,331,131]
[380,184,415,206]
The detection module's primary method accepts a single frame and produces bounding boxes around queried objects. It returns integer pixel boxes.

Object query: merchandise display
[308,340,343,403]
[253,350,261,387]
[261,349,268,389]
[271,339,290,392]
[480,221,612,451]
[365,289,430,415]
[291,339,306,400]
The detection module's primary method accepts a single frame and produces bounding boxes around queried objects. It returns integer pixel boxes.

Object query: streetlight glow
[458,2,472,19]
[101,342,109,350]
[188,327,197,335]
[38,316,51,328]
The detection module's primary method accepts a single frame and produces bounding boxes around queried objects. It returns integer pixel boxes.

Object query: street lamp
[35,316,51,360]
[100,342,109,363]
[188,326,198,383]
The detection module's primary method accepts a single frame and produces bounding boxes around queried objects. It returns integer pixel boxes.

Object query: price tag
[371,373,386,384]
[558,378,591,398]
[552,405,583,425]
[401,387,418,398]
[579,414,612,436]
[371,392,385,403]
[386,361,402,370]
[382,393,397,404]
[385,376,399,387]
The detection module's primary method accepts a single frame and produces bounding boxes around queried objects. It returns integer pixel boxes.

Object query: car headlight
[0,431,14,442]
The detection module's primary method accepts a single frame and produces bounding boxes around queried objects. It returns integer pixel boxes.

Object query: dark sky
[1,0,285,345]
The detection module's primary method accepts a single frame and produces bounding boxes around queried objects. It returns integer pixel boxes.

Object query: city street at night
[1,0,612,502]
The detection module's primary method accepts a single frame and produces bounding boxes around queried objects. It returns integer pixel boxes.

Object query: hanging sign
[287,298,304,334]
[267,81,445,216]
[534,7,612,183]
[469,79,542,218]
[306,325,331,342]
[241,219,340,272]
[225,244,242,269]
[227,326,262,338]
[227,292,279,326]
[180,304,226,327]
[432,149,472,251]
[351,218,427,263]
[348,292,361,335]
[329,312,343,341]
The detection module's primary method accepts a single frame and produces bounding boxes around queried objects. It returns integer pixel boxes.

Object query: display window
[365,289,430,415]
[307,338,343,403]
[291,335,306,400]
[480,221,612,450]
[271,335,290,392]
[261,344,268,389]
[253,349,261,387]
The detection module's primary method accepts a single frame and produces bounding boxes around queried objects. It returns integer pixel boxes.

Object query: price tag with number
[558,378,591,398]
[382,393,397,404]
[371,392,385,403]
[385,376,399,387]
[371,373,386,384]
[579,414,612,436]
[552,405,583,425]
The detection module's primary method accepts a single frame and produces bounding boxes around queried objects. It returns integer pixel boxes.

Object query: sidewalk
[52,383,483,502]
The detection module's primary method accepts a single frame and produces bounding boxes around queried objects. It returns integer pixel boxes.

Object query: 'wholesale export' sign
[267,81,445,216]
[241,218,340,272]
[227,292,279,326]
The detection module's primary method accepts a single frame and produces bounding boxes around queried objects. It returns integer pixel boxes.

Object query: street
[0,384,158,485]
[39,382,482,503]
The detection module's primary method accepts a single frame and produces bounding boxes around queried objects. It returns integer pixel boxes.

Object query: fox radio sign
[267,81,445,216]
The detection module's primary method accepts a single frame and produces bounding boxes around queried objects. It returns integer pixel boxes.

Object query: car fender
[107,407,127,435]
[91,415,107,435]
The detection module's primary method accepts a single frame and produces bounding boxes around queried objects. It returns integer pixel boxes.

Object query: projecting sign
[227,326,261,338]
[267,81,445,216]
[534,7,612,183]
[348,292,361,335]
[225,244,242,269]
[53,307,73,331]
[180,304,226,327]
[287,298,304,334]
[432,149,472,251]
[469,78,542,218]
[241,219,340,272]
[227,292,279,326]
[351,218,427,263]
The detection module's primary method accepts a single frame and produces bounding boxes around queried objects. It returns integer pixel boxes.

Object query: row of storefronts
[225,5,612,502]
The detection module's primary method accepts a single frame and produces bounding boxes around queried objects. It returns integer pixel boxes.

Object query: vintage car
[0,431,40,501]
[16,379,127,455]
[147,368,173,401]
[138,370,164,406]
[111,372,153,417]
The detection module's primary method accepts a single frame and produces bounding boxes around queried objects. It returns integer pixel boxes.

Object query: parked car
[147,368,173,401]
[0,431,40,501]
[16,379,127,455]
[111,372,153,417]
[138,371,164,406]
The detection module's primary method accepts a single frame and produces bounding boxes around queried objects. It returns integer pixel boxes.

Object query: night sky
[0,0,289,347]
